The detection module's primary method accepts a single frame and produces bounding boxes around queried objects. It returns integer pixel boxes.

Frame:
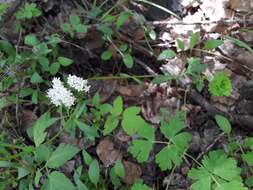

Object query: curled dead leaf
[96,138,122,167]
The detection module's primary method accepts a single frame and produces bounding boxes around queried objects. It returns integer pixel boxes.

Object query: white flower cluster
[47,75,90,108]
[67,74,90,92]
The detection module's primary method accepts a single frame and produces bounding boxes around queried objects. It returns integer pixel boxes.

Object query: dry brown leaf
[96,138,122,167]
[122,160,142,185]
[116,85,146,97]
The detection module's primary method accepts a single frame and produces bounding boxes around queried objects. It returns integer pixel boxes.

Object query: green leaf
[186,57,206,76]
[114,160,125,178]
[215,181,248,190]
[116,11,131,29]
[88,159,100,186]
[18,167,30,180]
[215,115,231,135]
[119,44,128,52]
[24,34,39,46]
[208,72,232,97]
[149,30,156,40]
[34,170,42,187]
[226,36,253,53]
[152,75,173,84]
[48,171,75,190]
[129,140,153,163]
[123,53,134,68]
[190,33,199,49]
[0,40,15,56]
[75,120,99,140]
[31,72,43,84]
[110,167,121,188]
[33,112,58,147]
[69,14,81,26]
[38,56,50,71]
[243,138,253,149]
[34,144,52,162]
[46,143,79,169]
[188,150,242,190]
[82,150,93,166]
[160,113,185,139]
[74,24,87,33]
[50,62,60,75]
[103,115,119,135]
[245,176,253,188]
[131,182,151,190]
[176,38,185,51]
[242,151,253,166]
[58,56,73,67]
[157,50,176,60]
[111,96,123,116]
[61,23,72,35]
[155,134,190,171]
[101,50,113,61]
[122,106,142,135]
[204,39,223,50]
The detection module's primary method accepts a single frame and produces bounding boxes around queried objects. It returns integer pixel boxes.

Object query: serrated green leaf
[204,39,223,50]
[131,182,152,190]
[157,50,176,60]
[121,106,142,135]
[189,150,242,190]
[215,181,248,190]
[46,144,79,169]
[209,72,232,97]
[88,159,100,186]
[48,171,75,190]
[160,113,185,139]
[215,115,231,135]
[33,112,58,147]
[129,140,153,163]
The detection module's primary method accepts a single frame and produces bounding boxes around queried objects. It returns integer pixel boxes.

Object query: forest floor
[0,0,253,190]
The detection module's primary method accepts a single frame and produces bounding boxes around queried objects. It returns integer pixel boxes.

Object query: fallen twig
[148,19,253,26]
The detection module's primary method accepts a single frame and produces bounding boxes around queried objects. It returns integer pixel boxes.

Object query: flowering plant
[47,75,90,108]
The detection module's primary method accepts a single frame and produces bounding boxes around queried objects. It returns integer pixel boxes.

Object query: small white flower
[67,74,90,92]
[47,77,75,108]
